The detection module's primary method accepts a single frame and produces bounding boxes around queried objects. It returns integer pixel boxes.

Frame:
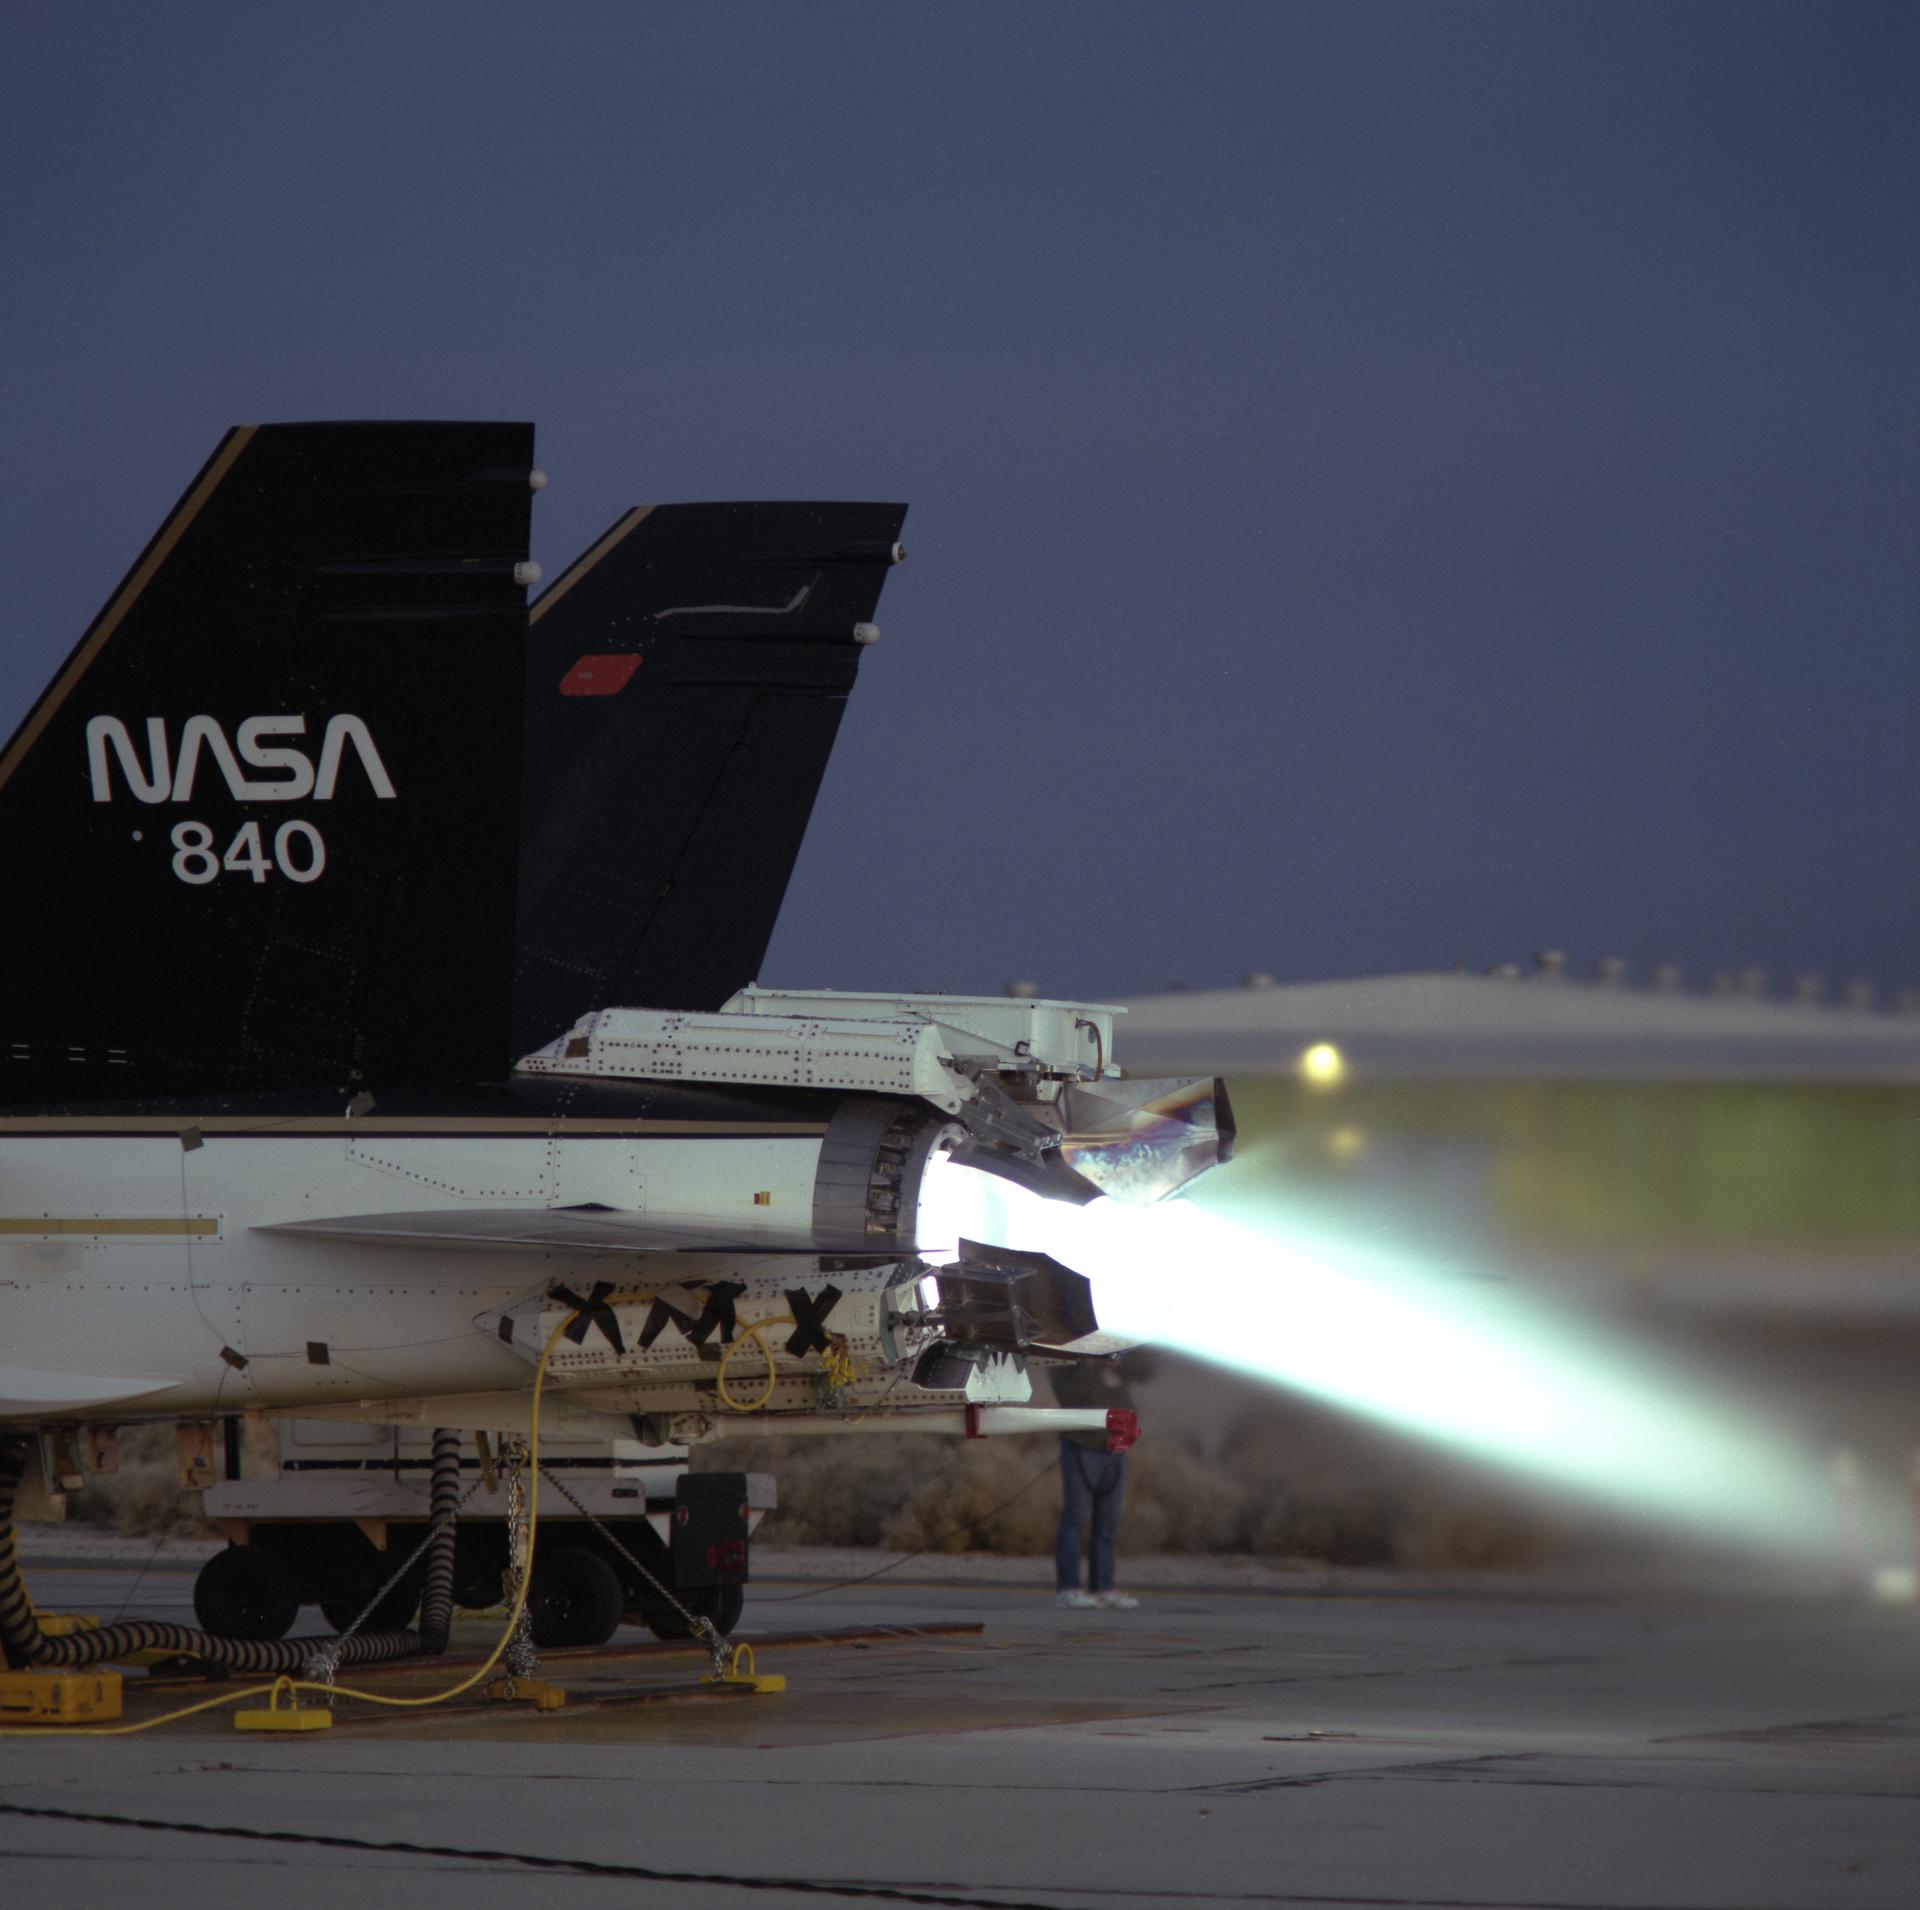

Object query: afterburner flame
[918,1152,1871,1559]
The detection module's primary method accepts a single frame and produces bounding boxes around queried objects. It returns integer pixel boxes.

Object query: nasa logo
[85,714,397,805]
[85,715,396,887]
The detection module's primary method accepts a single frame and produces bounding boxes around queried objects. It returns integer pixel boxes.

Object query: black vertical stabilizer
[513,501,907,1054]
[0,422,539,1103]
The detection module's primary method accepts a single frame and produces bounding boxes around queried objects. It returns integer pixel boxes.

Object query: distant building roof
[1115,973,1920,1082]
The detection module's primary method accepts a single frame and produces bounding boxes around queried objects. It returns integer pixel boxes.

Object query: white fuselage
[0,1112,831,1425]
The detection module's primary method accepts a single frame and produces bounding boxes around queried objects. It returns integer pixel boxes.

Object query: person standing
[1049,1351,1153,1609]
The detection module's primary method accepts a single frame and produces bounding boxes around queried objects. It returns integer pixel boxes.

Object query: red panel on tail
[559,653,643,697]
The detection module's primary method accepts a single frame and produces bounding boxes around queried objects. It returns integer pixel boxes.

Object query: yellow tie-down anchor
[484,1675,567,1711]
[0,1668,123,1724]
[706,1643,785,1695]
[235,1677,332,1733]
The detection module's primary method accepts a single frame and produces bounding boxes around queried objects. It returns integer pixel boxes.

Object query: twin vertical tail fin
[0,423,540,1104]
[512,501,908,1055]
[0,435,903,1101]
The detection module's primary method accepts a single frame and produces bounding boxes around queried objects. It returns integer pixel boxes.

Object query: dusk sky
[3,3,1913,1004]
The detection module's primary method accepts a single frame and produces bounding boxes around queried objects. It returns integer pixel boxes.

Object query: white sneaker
[1055,1590,1099,1609]
[1093,1591,1139,1610]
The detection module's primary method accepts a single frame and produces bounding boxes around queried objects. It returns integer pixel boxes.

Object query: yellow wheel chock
[706,1643,785,1694]
[235,1677,332,1733]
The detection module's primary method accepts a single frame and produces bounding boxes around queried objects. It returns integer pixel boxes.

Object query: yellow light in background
[1300,1041,1346,1087]
[1325,1125,1366,1161]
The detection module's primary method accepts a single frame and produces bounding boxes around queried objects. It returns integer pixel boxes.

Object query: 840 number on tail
[170,820,327,886]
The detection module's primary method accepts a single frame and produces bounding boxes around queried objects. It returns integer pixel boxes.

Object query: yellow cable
[0,1315,572,1736]
[713,1314,864,1414]
[715,1314,792,1412]
[282,1312,567,1710]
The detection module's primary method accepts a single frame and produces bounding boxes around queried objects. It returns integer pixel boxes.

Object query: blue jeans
[1056,1439,1128,1593]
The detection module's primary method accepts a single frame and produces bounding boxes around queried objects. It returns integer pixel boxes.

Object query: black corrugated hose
[414,1426,462,1654]
[0,1432,461,1675]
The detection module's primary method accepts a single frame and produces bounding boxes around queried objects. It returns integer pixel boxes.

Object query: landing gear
[527,1547,623,1649]
[192,1544,299,1641]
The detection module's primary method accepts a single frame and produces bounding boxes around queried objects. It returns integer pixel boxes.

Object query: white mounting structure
[517,987,1125,1115]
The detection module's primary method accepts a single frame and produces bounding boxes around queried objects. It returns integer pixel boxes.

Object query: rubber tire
[193,1544,300,1641]
[528,1548,623,1649]
[319,1576,421,1635]
[641,1579,745,1642]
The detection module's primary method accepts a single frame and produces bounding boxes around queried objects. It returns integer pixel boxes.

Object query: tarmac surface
[2,1540,1917,1910]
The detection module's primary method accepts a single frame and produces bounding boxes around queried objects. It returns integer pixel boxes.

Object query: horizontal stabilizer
[258,1204,918,1258]
[0,1367,183,1416]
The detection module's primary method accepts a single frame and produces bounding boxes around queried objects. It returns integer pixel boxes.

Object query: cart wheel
[193,1545,300,1641]
[319,1575,421,1635]
[528,1549,623,1649]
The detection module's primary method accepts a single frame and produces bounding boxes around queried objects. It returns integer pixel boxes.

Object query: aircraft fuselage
[0,1081,861,1425]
